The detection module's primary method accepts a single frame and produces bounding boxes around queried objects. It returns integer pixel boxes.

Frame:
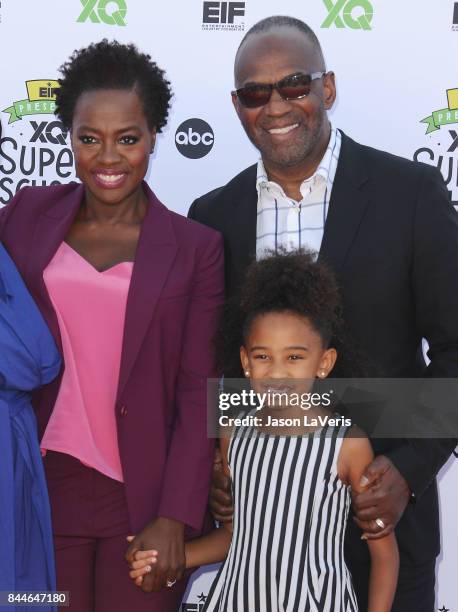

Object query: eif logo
[175,119,214,159]
[321,0,373,30]
[77,0,127,26]
[453,2,458,31]
[202,1,245,31]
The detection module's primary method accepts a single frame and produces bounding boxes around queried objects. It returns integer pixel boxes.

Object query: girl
[129,250,398,611]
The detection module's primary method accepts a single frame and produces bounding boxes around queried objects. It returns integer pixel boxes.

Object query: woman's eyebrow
[75,124,141,133]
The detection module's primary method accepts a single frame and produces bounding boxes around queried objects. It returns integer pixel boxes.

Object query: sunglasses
[232,72,326,109]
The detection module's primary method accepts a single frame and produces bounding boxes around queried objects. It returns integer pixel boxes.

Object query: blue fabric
[0,243,61,611]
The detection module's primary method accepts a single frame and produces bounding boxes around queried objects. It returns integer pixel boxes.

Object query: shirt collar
[256,126,338,196]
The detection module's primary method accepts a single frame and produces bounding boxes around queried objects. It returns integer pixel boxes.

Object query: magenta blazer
[0,183,225,534]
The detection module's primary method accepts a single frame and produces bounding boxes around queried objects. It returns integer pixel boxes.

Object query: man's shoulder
[341,132,438,182]
[189,164,257,221]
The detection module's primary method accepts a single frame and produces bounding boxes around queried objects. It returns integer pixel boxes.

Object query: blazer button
[120,405,128,417]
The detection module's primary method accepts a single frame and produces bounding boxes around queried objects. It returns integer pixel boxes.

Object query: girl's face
[240,311,336,397]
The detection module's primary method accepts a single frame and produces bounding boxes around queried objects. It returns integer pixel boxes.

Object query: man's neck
[262,127,332,201]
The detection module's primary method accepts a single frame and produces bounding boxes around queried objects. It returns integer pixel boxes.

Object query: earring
[319,370,326,378]
[245,370,250,377]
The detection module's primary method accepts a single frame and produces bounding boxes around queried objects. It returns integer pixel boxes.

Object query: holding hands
[352,454,411,539]
[125,517,185,592]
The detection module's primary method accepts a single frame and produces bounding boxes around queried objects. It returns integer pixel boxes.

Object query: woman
[0,40,224,611]
[0,242,61,610]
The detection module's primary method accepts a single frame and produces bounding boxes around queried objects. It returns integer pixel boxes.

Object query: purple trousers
[43,451,189,612]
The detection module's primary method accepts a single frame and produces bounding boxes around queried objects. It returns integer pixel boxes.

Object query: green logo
[421,89,458,134]
[77,0,127,26]
[2,80,60,124]
[321,0,373,30]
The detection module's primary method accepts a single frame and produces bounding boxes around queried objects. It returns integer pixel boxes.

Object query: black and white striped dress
[203,421,358,612]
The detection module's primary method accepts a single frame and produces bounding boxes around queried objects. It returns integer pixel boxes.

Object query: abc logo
[175,118,214,159]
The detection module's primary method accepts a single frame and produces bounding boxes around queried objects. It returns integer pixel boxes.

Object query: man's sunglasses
[232,72,326,109]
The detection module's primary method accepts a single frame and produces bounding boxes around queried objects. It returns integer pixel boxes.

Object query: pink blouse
[42,241,133,482]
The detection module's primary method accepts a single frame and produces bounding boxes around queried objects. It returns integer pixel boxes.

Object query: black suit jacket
[188,131,458,564]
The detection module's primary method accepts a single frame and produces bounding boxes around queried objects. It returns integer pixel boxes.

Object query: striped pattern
[204,423,358,612]
[256,127,342,260]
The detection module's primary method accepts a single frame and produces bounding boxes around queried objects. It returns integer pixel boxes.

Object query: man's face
[232,27,336,169]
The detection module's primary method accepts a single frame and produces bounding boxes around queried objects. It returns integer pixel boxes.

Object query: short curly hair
[218,250,369,378]
[55,39,172,131]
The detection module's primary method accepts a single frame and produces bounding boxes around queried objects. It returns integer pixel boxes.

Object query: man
[188,15,458,611]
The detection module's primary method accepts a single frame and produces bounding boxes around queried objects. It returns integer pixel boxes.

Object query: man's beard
[245,113,325,169]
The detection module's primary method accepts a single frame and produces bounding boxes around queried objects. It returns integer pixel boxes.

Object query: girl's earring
[245,370,250,377]
[319,370,326,378]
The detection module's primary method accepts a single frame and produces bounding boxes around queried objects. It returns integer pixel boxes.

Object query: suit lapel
[225,165,257,294]
[117,185,178,399]
[319,133,371,272]
[25,185,84,351]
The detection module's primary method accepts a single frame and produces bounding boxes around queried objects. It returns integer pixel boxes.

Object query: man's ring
[166,579,176,588]
[375,518,385,529]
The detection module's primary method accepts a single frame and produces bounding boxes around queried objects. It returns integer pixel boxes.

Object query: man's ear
[323,71,337,111]
[231,92,242,118]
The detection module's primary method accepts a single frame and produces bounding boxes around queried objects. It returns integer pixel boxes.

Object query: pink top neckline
[42,241,133,482]
[61,241,134,274]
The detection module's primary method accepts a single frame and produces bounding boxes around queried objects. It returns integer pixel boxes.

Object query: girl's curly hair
[218,249,370,378]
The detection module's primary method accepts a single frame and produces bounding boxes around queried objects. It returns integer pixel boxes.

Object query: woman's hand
[125,517,185,592]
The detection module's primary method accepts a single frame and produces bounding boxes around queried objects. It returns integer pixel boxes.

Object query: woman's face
[71,88,156,206]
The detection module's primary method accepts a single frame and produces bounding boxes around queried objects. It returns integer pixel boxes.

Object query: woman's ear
[317,347,337,378]
[149,129,157,154]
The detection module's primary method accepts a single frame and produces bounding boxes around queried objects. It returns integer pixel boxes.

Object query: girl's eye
[288,354,303,360]
[119,135,139,145]
[254,354,268,360]
[79,135,97,144]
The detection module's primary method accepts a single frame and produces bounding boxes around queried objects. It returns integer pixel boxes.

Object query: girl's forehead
[248,311,320,341]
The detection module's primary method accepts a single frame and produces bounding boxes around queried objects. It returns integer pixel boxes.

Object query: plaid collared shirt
[256,127,342,260]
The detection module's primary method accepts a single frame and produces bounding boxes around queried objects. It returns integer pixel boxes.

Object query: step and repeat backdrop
[0,0,457,609]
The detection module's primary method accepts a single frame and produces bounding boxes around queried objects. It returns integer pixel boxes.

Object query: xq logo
[321,0,373,30]
[77,0,127,26]
[30,121,69,146]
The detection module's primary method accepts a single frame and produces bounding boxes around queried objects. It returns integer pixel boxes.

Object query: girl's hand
[126,536,158,587]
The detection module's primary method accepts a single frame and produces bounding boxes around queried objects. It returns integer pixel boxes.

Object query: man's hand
[125,517,185,592]
[209,447,233,522]
[352,455,411,540]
